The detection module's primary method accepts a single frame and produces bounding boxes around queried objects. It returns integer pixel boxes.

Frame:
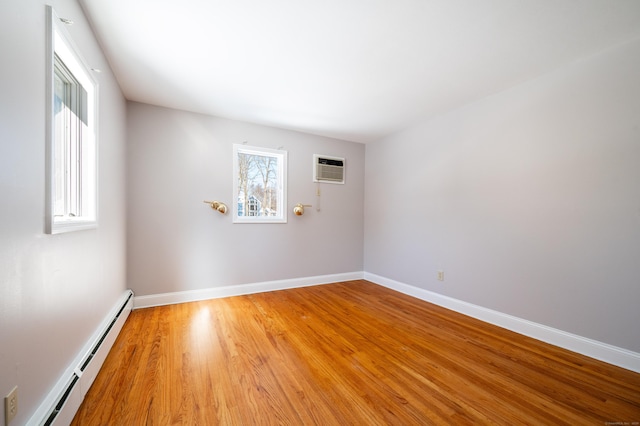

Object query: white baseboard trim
[364,272,640,373]
[27,289,134,426]
[133,271,365,309]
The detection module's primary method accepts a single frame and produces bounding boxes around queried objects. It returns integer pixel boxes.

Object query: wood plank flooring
[71,280,640,425]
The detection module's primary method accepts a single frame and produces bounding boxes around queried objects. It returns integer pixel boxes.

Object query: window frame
[232,144,287,224]
[45,6,98,234]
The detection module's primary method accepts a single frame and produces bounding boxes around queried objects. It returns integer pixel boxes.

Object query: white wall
[0,0,127,424]
[365,37,640,353]
[127,102,365,296]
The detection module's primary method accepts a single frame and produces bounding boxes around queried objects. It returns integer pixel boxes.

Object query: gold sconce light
[293,203,312,216]
[203,200,228,214]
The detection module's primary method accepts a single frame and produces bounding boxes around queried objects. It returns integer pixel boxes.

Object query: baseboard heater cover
[39,290,133,426]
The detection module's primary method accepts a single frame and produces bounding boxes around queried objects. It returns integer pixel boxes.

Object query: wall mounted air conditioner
[313,154,345,184]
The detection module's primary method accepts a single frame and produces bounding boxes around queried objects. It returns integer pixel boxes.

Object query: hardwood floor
[71,280,640,425]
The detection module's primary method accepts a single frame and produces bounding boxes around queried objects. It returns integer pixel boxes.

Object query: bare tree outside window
[237,152,252,216]
[233,145,287,223]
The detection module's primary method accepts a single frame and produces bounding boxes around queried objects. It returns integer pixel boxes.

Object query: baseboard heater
[40,290,134,426]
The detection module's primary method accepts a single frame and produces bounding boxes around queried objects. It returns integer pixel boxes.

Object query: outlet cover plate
[4,386,17,425]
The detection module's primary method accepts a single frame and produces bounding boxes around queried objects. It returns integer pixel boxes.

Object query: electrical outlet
[437,270,445,281]
[4,386,17,425]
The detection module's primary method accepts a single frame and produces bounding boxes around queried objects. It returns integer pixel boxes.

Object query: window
[233,145,287,223]
[46,6,97,234]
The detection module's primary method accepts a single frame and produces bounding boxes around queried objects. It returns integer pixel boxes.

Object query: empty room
[1,0,639,424]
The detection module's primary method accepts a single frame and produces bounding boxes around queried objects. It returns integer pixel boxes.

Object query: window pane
[54,59,84,218]
[237,153,279,217]
[53,71,67,217]
[233,145,287,223]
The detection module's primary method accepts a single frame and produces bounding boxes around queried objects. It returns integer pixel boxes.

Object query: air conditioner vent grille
[314,155,345,184]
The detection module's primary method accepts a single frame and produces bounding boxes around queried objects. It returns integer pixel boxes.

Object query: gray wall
[364,37,640,353]
[126,102,365,296]
[0,0,128,424]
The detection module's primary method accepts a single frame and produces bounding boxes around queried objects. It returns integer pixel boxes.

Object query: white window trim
[233,145,287,224]
[45,6,98,234]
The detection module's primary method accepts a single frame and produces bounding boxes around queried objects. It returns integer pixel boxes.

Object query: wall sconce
[293,203,312,216]
[203,200,227,214]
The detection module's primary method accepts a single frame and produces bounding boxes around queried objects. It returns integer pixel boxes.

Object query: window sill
[50,218,97,234]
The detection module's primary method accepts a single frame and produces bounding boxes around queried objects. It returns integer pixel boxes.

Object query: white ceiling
[80,0,640,143]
